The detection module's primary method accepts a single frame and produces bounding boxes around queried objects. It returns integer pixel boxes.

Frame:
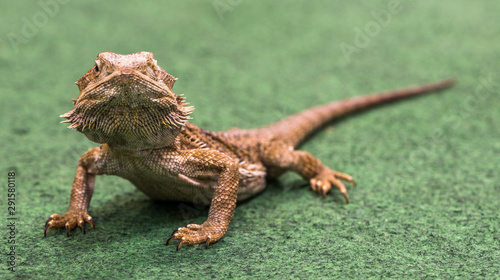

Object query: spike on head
[62,52,193,150]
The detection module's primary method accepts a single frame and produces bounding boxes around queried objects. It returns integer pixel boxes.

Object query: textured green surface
[1,0,499,279]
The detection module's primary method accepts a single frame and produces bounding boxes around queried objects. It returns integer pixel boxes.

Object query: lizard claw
[79,219,86,234]
[165,229,179,246]
[65,224,71,237]
[205,237,210,249]
[176,238,185,251]
[44,219,53,237]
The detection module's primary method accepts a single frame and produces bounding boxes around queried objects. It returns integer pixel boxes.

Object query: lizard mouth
[82,71,177,102]
[61,72,193,148]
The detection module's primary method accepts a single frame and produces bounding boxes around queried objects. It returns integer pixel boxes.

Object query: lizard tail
[264,78,456,147]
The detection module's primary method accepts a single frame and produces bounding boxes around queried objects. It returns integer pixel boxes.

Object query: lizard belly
[109,154,267,203]
[98,150,215,203]
[236,163,267,201]
[128,175,217,204]
[116,162,266,203]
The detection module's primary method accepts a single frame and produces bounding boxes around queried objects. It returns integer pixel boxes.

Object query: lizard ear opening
[75,74,90,91]
[143,53,176,89]
[75,60,103,91]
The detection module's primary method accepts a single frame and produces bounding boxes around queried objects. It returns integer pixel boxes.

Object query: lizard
[44,51,455,250]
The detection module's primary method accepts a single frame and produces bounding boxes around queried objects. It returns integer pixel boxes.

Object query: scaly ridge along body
[45,51,455,250]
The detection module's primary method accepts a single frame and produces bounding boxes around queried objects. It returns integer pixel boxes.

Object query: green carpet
[1,0,498,278]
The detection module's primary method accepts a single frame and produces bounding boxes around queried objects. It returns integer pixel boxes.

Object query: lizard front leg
[261,139,355,202]
[44,148,99,237]
[166,149,239,250]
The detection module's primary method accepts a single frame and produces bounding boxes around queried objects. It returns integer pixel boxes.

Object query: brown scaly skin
[44,52,455,250]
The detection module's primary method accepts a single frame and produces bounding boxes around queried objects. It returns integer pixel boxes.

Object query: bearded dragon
[44,51,455,250]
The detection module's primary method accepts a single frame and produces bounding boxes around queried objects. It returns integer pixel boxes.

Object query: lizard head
[61,52,193,150]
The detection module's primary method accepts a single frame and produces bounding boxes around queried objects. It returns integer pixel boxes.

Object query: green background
[1,0,499,278]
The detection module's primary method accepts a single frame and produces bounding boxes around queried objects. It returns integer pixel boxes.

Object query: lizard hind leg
[261,139,355,202]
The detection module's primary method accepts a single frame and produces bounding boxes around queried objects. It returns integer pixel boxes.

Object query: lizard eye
[94,61,101,72]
